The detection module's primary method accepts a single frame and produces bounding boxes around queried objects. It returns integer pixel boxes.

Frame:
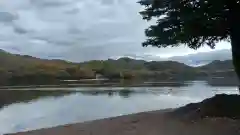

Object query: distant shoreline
[0,79,239,90]
[0,81,187,90]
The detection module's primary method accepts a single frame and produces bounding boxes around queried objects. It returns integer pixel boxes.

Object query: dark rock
[172,94,240,120]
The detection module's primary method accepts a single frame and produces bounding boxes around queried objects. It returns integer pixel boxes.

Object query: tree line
[0,55,236,86]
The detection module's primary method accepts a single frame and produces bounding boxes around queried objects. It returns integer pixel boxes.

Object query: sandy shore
[6,110,240,135]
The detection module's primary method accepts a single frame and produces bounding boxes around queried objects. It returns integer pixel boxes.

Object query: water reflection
[206,77,239,86]
[79,89,133,98]
[0,81,239,134]
[0,80,239,109]
[0,90,75,109]
[0,89,149,109]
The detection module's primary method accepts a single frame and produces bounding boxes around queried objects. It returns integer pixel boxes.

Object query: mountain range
[0,49,235,86]
[119,49,232,67]
[168,49,232,66]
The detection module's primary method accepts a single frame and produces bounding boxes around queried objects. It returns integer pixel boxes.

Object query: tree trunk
[230,35,240,92]
[228,2,240,92]
[230,19,240,92]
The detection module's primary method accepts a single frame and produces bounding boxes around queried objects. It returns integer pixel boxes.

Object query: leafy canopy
[138,0,240,49]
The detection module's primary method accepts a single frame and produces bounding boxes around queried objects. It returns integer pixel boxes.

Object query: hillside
[198,60,234,71]
[169,49,232,66]
[0,49,236,86]
[0,49,76,70]
[0,49,90,85]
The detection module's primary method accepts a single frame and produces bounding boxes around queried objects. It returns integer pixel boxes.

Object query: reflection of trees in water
[80,90,114,96]
[79,89,133,98]
[207,77,239,86]
[0,90,74,109]
[107,91,114,96]
[118,89,132,98]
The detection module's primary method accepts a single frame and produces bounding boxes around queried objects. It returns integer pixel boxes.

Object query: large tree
[138,0,240,84]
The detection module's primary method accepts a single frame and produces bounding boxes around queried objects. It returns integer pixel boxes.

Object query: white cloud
[0,0,231,62]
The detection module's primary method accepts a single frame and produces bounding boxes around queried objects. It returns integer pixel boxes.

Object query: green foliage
[139,0,240,81]
[138,0,237,48]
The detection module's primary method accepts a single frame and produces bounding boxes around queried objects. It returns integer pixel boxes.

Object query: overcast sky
[0,0,231,62]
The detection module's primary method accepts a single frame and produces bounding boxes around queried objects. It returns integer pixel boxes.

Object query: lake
[0,81,239,134]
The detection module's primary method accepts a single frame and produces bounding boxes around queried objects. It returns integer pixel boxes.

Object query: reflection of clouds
[0,92,198,134]
[0,83,237,134]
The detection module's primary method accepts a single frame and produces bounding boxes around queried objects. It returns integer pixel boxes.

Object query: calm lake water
[0,81,239,134]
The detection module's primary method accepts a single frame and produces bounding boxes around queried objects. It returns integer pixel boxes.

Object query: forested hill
[0,49,236,86]
[0,49,76,70]
[198,60,234,71]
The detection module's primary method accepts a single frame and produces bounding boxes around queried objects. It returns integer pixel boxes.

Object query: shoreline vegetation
[0,81,187,90]
[0,78,238,90]
[2,76,237,87]
[6,94,240,135]
[0,49,238,87]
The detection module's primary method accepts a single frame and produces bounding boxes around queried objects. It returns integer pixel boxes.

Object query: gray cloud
[0,11,17,23]
[13,25,28,34]
[0,0,231,62]
[29,0,74,8]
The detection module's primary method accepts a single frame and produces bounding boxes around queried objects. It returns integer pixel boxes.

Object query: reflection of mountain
[0,90,74,109]
[168,49,231,66]
[207,77,239,86]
